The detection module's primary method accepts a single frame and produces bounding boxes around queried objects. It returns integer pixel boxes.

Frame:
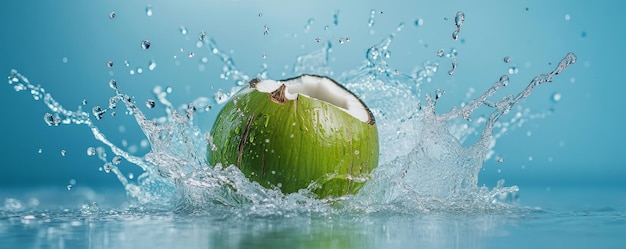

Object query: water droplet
[454,11,465,28]
[315,37,321,43]
[289,134,295,139]
[263,24,269,35]
[148,60,157,71]
[496,156,504,163]
[87,147,96,156]
[106,60,114,67]
[112,156,122,165]
[452,29,460,40]
[103,163,112,173]
[564,14,571,21]
[179,26,187,35]
[551,92,562,103]
[204,105,212,112]
[436,49,444,57]
[38,148,43,154]
[261,53,267,59]
[499,75,510,86]
[508,65,519,74]
[67,184,72,190]
[264,139,270,143]
[108,12,116,19]
[62,57,68,63]
[448,59,458,75]
[198,31,207,41]
[136,67,143,74]
[128,173,134,180]
[354,150,360,155]
[368,9,376,27]
[145,99,156,109]
[503,56,512,63]
[526,131,532,136]
[528,156,534,161]
[109,79,118,90]
[525,7,529,11]
[44,113,60,126]
[414,18,424,27]
[338,38,344,44]
[145,5,153,16]
[346,37,351,42]
[92,106,106,120]
[188,52,195,58]
[258,13,263,17]
[61,150,67,156]
[333,10,339,26]
[581,31,587,38]
[141,40,151,50]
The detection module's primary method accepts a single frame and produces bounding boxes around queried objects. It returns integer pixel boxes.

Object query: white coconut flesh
[253,75,372,123]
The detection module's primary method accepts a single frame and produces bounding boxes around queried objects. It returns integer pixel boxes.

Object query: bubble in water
[61,150,67,156]
[145,99,156,109]
[551,92,562,103]
[87,147,96,156]
[503,56,512,63]
[106,60,114,67]
[141,40,151,50]
[179,26,188,35]
[145,5,153,16]
[108,12,116,19]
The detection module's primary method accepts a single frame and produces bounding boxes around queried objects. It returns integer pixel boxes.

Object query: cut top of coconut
[253,75,373,124]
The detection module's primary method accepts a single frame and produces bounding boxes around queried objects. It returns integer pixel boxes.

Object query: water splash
[6,23,576,215]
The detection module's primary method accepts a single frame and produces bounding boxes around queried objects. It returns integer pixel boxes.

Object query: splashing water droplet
[496,156,504,163]
[38,148,43,154]
[551,92,562,103]
[60,150,67,156]
[92,106,106,120]
[508,65,519,74]
[106,60,114,67]
[146,99,156,109]
[87,147,96,156]
[437,49,444,57]
[454,11,465,28]
[141,40,151,50]
[145,5,153,16]
[109,79,118,90]
[448,59,458,75]
[179,26,187,35]
[503,56,512,63]
[452,30,460,40]
[188,52,195,58]
[368,9,376,27]
[43,113,60,126]
[108,12,116,19]
[198,31,207,41]
[67,184,72,190]
[415,18,424,27]
[499,75,510,86]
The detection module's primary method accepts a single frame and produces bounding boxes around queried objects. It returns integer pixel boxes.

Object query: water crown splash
[7,22,576,215]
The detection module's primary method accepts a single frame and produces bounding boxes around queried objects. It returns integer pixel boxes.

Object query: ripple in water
[6,23,576,216]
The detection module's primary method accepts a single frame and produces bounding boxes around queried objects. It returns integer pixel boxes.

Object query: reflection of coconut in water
[208,74,379,198]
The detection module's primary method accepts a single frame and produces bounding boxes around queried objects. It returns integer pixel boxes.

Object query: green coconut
[208,74,378,198]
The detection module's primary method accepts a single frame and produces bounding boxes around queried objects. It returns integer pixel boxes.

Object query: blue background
[1,0,623,195]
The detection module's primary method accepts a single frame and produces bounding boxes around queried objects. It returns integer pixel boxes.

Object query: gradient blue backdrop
[1,0,623,195]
